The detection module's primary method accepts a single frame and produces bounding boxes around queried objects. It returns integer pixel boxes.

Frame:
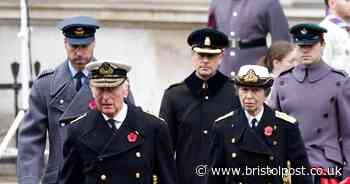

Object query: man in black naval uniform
[159,28,241,184]
[60,60,177,184]
[207,65,313,184]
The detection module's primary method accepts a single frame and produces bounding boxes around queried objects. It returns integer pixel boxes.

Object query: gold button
[231,138,236,144]
[203,130,208,134]
[232,153,237,158]
[59,99,64,104]
[273,125,277,130]
[273,141,278,146]
[269,156,274,161]
[205,96,209,100]
[136,172,141,178]
[100,174,107,181]
[136,152,141,158]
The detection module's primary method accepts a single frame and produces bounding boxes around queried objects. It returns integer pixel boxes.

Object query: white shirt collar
[102,102,128,129]
[68,60,89,78]
[245,106,264,128]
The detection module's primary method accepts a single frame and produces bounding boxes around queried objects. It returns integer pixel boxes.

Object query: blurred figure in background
[208,0,290,76]
[258,41,298,78]
[320,0,350,74]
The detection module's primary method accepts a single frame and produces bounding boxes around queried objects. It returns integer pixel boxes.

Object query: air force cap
[58,16,100,45]
[187,28,229,54]
[290,23,327,46]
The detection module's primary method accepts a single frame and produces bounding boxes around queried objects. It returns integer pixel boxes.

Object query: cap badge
[99,63,114,75]
[242,69,258,83]
[204,36,211,46]
[74,27,85,36]
[301,28,308,35]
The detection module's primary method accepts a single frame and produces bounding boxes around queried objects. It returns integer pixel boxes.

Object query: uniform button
[273,125,277,130]
[136,152,141,158]
[232,153,237,158]
[238,182,243,184]
[60,123,65,127]
[269,156,274,161]
[330,97,335,102]
[336,81,341,86]
[323,113,328,118]
[59,99,64,104]
[231,138,236,144]
[230,32,235,36]
[136,172,141,178]
[100,174,107,181]
[230,51,236,56]
[233,11,238,16]
[205,96,209,100]
[317,128,322,134]
[231,124,235,128]
[153,175,158,183]
[203,130,208,134]
[98,157,103,161]
[280,96,285,101]
[273,141,278,146]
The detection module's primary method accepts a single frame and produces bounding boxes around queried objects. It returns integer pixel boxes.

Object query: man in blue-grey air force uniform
[207,65,312,184]
[17,16,134,184]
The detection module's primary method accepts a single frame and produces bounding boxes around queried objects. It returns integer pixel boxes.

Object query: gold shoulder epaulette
[215,111,234,123]
[275,111,296,124]
[69,113,87,125]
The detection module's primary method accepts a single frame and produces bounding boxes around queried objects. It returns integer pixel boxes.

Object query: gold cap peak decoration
[98,62,114,75]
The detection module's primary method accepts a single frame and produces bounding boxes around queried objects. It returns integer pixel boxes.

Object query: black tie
[304,67,309,80]
[107,119,118,133]
[75,71,84,91]
[251,118,259,132]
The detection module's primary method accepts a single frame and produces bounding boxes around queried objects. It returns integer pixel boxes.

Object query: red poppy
[88,99,96,110]
[264,126,273,136]
[340,177,350,184]
[127,131,138,143]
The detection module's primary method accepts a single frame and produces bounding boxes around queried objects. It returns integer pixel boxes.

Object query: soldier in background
[159,28,240,184]
[208,0,290,76]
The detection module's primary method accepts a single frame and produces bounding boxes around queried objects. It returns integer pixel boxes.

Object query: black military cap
[290,23,327,46]
[187,28,229,54]
[57,16,100,45]
[86,60,131,88]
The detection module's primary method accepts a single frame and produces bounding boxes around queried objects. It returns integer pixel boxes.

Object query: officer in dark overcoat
[159,28,241,184]
[60,60,176,184]
[207,65,312,184]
